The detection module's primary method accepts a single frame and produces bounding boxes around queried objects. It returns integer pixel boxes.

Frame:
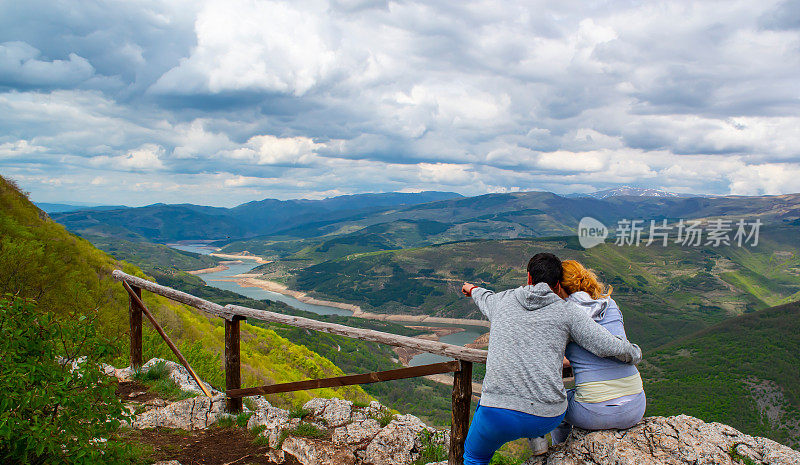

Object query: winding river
[171,244,486,366]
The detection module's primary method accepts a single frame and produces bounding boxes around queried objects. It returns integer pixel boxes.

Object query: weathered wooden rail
[113,269,487,464]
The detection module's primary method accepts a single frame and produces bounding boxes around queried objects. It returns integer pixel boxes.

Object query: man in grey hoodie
[460,252,642,465]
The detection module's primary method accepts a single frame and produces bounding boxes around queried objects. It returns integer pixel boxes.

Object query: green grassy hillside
[0,175,370,408]
[641,300,800,448]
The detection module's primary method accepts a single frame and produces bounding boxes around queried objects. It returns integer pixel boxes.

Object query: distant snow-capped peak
[568,186,696,199]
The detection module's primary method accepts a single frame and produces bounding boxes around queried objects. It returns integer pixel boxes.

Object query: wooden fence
[113,269,488,464]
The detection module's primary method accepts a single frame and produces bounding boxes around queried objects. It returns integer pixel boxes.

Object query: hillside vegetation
[0,175,370,408]
[641,300,800,448]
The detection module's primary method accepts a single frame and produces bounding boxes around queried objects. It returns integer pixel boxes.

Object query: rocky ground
[110,358,450,465]
[107,358,800,465]
[522,415,800,465]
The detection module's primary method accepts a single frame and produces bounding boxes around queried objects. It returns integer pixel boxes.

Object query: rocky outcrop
[282,436,358,465]
[362,414,445,465]
[245,397,449,465]
[133,394,227,430]
[304,397,354,428]
[246,404,299,448]
[525,414,800,465]
[332,418,382,447]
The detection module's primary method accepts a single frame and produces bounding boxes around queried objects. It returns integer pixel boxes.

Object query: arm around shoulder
[567,306,642,365]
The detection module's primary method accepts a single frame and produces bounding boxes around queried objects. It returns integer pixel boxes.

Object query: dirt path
[424,373,483,397]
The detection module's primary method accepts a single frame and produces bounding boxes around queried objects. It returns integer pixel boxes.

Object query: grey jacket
[471,283,642,417]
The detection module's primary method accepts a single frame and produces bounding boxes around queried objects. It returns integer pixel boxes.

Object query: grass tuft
[289,407,310,419]
[217,412,252,429]
[371,408,395,427]
[412,430,446,465]
[132,360,196,401]
[133,360,170,382]
[289,422,328,439]
[728,444,760,465]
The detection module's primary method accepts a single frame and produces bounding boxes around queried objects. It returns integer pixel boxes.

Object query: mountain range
[52,189,800,252]
[50,191,462,242]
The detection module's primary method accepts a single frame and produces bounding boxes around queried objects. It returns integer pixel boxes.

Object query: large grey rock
[362,414,437,465]
[303,397,354,427]
[132,394,226,430]
[524,415,800,465]
[247,405,295,448]
[281,436,357,465]
[246,395,273,412]
[332,418,382,447]
[303,397,330,416]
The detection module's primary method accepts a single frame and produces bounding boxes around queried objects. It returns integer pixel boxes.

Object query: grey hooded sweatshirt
[471,283,642,417]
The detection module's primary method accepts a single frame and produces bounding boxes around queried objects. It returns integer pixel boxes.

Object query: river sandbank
[209,252,271,264]
[353,308,491,328]
[188,265,228,275]
[215,277,363,313]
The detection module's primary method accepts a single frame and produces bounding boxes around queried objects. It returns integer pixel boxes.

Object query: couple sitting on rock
[460,252,645,465]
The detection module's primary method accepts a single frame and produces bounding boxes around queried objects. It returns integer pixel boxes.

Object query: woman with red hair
[550,260,646,443]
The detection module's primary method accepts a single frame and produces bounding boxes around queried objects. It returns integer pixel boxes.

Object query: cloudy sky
[1,0,798,206]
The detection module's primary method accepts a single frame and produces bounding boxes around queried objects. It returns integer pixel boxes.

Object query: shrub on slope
[0,296,133,464]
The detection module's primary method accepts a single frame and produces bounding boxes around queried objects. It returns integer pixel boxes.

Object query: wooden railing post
[225,316,245,413]
[129,285,143,370]
[449,361,472,465]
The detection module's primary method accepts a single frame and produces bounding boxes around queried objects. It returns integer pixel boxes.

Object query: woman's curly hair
[560,259,613,299]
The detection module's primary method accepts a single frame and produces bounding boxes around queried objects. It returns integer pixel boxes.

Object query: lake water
[171,243,486,365]
[172,245,352,316]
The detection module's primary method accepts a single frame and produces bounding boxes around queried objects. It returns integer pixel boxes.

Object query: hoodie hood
[513,282,562,311]
[566,291,608,321]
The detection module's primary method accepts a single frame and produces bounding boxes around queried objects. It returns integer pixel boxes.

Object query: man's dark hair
[527,253,562,287]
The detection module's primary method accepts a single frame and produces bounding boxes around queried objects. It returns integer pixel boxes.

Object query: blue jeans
[550,389,646,444]
[463,403,565,465]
